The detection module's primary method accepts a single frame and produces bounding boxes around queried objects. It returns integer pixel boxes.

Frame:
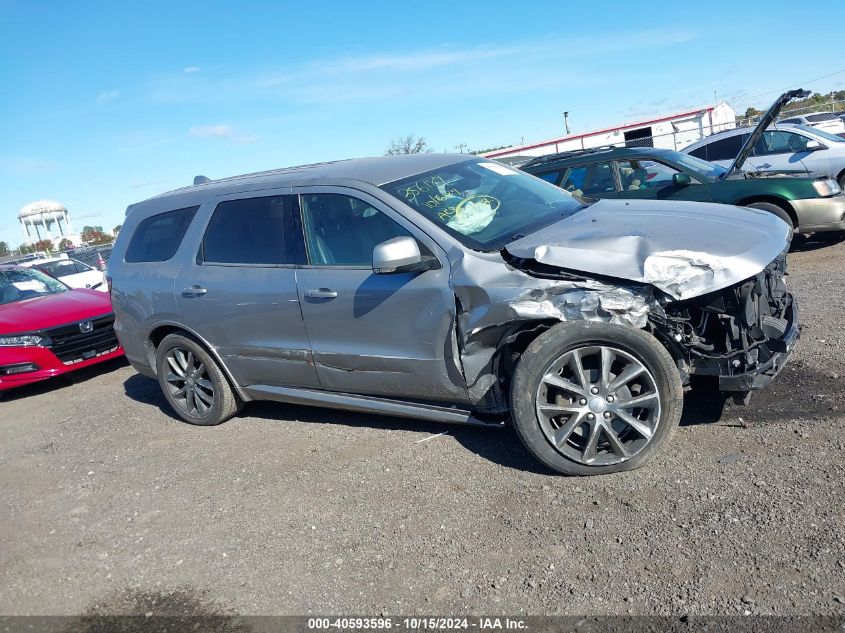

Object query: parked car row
[522,90,845,236]
[20,255,108,291]
[779,111,845,136]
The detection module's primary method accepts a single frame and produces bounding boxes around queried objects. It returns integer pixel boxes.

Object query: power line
[730,67,845,107]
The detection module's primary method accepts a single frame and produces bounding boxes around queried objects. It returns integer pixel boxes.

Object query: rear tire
[746,201,795,233]
[155,333,240,426]
[510,321,683,476]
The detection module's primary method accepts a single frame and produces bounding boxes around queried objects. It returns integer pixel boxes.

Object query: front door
[613,159,712,203]
[293,188,468,404]
[174,192,320,389]
[745,130,830,175]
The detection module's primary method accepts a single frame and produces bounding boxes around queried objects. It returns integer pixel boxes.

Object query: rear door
[688,133,749,169]
[613,159,712,202]
[293,187,468,404]
[558,162,618,198]
[174,191,319,389]
[747,130,830,175]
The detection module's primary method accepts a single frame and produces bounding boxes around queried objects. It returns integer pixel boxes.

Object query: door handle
[182,285,207,298]
[304,288,338,299]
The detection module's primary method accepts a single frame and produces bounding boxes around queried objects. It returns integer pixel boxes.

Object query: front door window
[300,194,411,267]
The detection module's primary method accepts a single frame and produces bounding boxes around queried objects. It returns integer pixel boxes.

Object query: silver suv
[110,154,798,475]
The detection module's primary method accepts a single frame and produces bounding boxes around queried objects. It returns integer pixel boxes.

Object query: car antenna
[193,175,211,185]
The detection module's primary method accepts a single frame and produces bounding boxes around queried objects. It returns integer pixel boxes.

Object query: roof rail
[522,145,622,169]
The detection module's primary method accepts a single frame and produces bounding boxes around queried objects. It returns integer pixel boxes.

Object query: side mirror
[804,140,824,151]
[373,236,435,274]
[672,172,692,186]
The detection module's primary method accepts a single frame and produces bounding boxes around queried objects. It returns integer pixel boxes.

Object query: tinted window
[561,163,616,196]
[699,134,747,162]
[125,207,198,263]
[202,196,297,265]
[687,145,709,160]
[536,171,563,185]
[300,194,411,266]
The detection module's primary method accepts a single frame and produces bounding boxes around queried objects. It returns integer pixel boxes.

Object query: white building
[482,102,736,162]
[18,200,80,246]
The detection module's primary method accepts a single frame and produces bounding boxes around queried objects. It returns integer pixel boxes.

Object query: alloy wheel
[163,346,215,417]
[535,345,661,466]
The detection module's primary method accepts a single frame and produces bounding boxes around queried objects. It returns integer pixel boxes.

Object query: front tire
[155,333,240,426]
[510,322,683,476]
[746,201,795,234]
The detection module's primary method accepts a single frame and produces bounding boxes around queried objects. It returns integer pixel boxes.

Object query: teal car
[521,146,845,234]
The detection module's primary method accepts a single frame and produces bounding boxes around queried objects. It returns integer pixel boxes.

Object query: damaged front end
[650,249,799,392]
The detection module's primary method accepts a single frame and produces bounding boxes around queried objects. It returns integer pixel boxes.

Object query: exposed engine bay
[648,250,798,391]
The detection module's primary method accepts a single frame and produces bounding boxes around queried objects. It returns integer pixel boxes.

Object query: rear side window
[125,207,198,263]
[561,163,616,196]
[201,195,299,265]
[699,134,747,162]
[535,171,563,185]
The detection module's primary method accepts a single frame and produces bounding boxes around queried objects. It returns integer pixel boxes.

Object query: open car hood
[504,198,791,301]
[724,88,811,178]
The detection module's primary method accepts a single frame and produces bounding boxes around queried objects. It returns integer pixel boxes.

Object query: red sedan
[0,266,123,391]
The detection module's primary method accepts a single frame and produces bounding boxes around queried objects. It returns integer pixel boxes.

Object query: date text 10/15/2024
[307,617,528,630]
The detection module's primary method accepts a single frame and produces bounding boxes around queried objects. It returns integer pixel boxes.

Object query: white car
[682,123,845,188]
[20,256,107,291]
[779,112,845,136]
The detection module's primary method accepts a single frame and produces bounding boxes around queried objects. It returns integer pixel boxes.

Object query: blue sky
[1,0,844,247]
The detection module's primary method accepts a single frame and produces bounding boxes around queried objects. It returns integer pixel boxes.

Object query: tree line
[0,224,121,258]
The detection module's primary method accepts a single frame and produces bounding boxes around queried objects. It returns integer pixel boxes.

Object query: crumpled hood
[505,198,790,300]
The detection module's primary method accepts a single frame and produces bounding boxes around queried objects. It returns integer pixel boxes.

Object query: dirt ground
[1,234,844,618]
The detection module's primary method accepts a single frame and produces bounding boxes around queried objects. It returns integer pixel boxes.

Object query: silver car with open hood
[110,153,798,475]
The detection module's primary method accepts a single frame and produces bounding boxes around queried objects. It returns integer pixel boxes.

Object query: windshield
[792,124,845,143]
[381,160,587,250]
[0,267,68,305]
[668,152,727,180]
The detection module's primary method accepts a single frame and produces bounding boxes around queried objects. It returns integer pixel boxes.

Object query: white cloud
[151,29,698,107]
[184,66,201,73]
[189,124,257,144]
[97,90,120,102]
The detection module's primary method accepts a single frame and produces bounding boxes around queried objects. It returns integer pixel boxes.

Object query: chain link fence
[737,98,845,128]
[0,243,114,270]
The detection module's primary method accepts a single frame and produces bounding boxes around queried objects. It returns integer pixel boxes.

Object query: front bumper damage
[650,251,799,392]
[455,246,798,415]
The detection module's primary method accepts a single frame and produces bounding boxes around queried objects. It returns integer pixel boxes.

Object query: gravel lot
[1,234,844,618]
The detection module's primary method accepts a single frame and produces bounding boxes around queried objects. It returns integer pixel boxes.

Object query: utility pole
[563,111,571,135]
[455,143,468,154]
